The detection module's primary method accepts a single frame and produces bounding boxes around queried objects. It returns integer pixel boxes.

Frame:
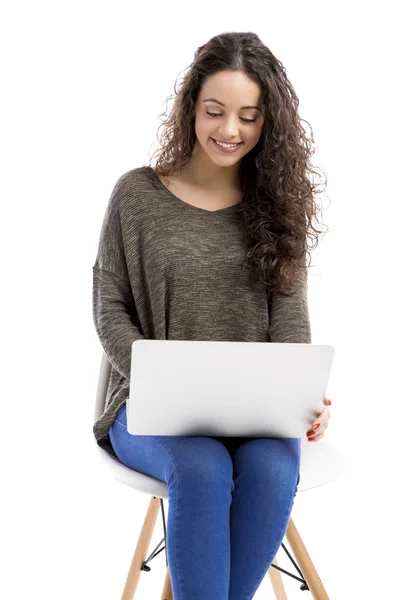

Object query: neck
[180,141,242,190]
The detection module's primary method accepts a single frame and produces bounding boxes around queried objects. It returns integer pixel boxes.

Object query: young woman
[93,30,331,600]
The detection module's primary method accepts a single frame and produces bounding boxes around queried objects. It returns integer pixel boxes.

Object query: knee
[176,437,234,486]
[238,438,301,485]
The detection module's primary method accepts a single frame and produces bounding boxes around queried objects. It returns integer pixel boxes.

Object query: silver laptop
[127,340,335,438]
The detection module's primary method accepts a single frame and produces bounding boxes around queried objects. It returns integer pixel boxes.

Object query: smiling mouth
[211,138,243,146]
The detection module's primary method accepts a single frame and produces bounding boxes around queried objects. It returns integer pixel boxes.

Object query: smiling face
[193,70,265,168]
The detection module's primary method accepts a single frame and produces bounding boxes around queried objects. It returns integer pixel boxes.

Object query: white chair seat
[94,351,345,499]
[95,435,345,499]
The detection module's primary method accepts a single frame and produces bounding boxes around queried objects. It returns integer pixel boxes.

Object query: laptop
[127,340,335,438]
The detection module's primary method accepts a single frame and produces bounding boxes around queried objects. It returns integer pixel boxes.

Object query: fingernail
[308,436,316,441]
[313,423,320,430]
[328,399,332,405]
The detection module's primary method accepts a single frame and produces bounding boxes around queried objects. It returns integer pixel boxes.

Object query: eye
[206,111,256,123]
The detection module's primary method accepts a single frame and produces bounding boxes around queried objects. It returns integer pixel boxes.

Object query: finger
[308,431,325,442]
[318,422,329,435]
[312,411,328,429]
[318,406,331,422]
[308,421,328,437]
[315,405,330,424]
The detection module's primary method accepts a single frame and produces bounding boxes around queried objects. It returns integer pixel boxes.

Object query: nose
[217,116,241,139]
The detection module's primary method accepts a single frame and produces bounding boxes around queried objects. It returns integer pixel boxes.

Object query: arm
[92,174,144,380]
[92,266,143,380]
[268,262,312,344]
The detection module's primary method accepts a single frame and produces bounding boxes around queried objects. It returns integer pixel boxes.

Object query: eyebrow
[203,98,261,111]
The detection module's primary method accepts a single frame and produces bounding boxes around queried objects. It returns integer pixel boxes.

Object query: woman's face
[193,70,265,166]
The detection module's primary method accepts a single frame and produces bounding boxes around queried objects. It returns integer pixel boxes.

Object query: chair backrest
[94,351,111,423]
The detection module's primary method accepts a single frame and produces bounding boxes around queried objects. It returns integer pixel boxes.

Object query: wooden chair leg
[161,566,173,600]
[284,517,330,600]
[120,496,161,600]
[268,556,289,599]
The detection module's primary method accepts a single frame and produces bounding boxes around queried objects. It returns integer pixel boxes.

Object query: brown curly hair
[149,31,328,298]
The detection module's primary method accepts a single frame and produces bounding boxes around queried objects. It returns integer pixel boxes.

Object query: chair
[94,351,345,599]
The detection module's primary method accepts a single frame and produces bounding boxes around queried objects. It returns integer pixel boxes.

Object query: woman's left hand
[306,395,332,442]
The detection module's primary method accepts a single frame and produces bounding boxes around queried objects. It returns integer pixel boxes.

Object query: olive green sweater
[92,165,311,458]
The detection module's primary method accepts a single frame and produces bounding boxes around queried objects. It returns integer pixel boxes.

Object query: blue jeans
[109,404,301,600]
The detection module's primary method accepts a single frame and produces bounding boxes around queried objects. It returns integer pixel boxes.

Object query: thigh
[109,404,235,485]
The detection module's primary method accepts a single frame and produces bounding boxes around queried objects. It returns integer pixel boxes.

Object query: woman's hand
[306,395,332,442]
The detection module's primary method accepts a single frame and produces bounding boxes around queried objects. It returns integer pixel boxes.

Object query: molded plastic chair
[94,350,345,599]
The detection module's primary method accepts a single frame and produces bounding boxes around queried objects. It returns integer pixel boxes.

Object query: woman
[92,31,331,600]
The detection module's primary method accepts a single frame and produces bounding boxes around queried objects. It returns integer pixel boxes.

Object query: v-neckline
[145,166,241,216]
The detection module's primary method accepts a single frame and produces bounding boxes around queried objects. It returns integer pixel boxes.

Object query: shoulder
[113,165,155,192]
[111,165,160,209]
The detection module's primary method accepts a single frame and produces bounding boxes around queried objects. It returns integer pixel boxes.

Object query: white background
[2,1,416,598]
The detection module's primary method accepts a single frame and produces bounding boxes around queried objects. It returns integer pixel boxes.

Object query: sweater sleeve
[268,262,312,344]
[92,174,144,380]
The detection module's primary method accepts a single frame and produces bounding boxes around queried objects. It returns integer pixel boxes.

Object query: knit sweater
[92,165,312,458]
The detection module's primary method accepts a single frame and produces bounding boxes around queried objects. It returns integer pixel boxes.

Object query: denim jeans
[109,403,301,600]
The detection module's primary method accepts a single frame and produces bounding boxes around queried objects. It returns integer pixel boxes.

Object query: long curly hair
[149,31,328,298]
